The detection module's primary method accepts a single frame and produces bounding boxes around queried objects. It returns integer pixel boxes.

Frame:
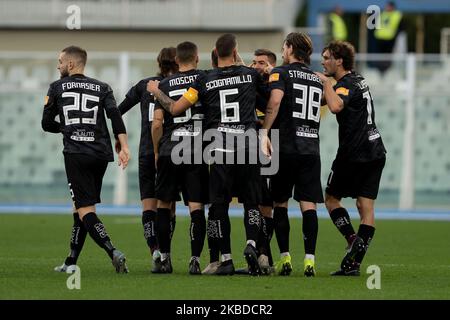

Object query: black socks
[355,224,375,264]
[142,210,158,252]
[302,209,318,255]
[65,212,88,266]
[207,206,220,263]
[156,208,171,254]
[82,212,115,259]
[330,207,356,245]
[273,206,290,253]
[243,204,261,243]
[190,209,206,258]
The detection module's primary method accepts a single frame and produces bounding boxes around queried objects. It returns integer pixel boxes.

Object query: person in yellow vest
[374,1,403,73]
[327,6,347,43]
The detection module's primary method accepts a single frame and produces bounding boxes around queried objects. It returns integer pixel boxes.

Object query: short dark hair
[322,41,355,71]
[215,33,236,58]
[211,49,218,68]
[284,32,313,65]
[157,47,178,77]
[176,41,198,64]
[62,46,87,66]
[254,49,277,65]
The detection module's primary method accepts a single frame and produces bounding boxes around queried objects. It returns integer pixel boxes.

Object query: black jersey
[156,69,205,157]
[118,76,162,156]
[42,74,126,162]
[269,62,323,155]
[186,65,266,150]
[333,72,386,162]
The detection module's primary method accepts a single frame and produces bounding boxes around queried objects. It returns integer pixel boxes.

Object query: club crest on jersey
[336,87,349,96]
[269,73,280,82]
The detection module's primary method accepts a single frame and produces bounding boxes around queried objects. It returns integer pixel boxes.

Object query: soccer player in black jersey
[118,47,178,272]
[261,33,323,277]
[148,34,267,276]
[42,46,130,273]
[316,41,386,276]
[251,49,276,274]
[151,41,208,274]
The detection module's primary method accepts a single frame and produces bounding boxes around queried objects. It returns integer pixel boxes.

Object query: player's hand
[118,147,130,169]
[314,71,330,84]
[235,52,245,66]
[114,139,121,154]
[264,63,274,75]
[147,80,160,95]
[260,131,272,159]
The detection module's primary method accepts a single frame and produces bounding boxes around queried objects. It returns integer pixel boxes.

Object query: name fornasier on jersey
[62,82,101,92]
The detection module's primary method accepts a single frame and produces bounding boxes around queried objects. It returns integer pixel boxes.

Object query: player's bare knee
[325,193,340,212]
[188,202,203,212]
[158,200,172,209]
[259,206,272,218]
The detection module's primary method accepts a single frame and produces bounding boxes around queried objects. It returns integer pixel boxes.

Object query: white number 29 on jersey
[62,92,99,125]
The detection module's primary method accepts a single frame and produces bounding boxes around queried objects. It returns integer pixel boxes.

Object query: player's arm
[262,69,285,131]
[235,51,245,66]
[151,108,164,160]
[315,72,344,113]
[262,89,284,131]
[147,80,194,116]
[104,88,130,169]
[41,85,61,133]
[117,81,142,115]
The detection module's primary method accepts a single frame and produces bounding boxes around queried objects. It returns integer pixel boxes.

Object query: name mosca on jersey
[169,74,199,87]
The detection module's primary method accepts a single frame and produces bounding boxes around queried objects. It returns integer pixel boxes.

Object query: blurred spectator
[326,6,348,43]
[373,1,403,73]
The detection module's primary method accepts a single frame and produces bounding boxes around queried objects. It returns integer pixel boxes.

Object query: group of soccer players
[42,31,386,278]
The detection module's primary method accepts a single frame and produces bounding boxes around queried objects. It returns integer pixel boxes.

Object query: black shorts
[155,155,209,204]
[326,157,386,200]
[271,153,324,204]
[64,153,108,209]
[139,153,156,200]
[209,159,261,204]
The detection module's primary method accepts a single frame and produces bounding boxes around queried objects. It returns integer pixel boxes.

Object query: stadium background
[1,0,450,213]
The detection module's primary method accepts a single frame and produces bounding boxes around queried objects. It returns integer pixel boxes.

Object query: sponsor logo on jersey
[336,87,349,96]
[269,73,280,82]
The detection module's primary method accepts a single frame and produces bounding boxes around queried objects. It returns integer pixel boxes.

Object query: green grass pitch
[0,213,449,300]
